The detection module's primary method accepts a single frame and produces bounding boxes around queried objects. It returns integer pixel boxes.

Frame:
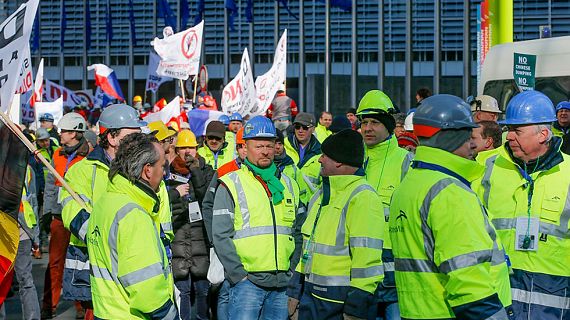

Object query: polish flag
[30,58,44,108]
[87,64,125,101]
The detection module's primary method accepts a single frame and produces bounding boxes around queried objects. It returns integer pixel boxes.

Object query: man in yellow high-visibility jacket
[390,94,512,320]
[288,129,384,320]
[87,133,176,319]
[474,90,570,320]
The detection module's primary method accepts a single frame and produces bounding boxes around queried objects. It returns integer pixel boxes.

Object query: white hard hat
[278,83,286,92]
[471,95,501,113]
[58,112,87,132]
[404,112,414,131]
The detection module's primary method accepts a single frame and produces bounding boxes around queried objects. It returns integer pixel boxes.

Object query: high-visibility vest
[198,144,235,170]
[474,142,570,316]
[87,174,175,319]
[52,147,84,187]
[314,124,332,143]
[297,175,384,297]
[390,146,511,319]
[218,165,300,272]
[284,138,322,204]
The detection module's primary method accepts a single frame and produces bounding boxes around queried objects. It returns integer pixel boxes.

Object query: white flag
[252,30,287,117]
[142,96,181,124]
[221,48,257,116]
[0,0,40,113]
[15,44,33,95]
[35,96,64,125]
[146,51,173,92]
[31,58,44,107]
[153,21,204,80]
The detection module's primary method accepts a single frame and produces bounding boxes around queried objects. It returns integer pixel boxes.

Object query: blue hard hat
[243,116,276,139]
[499,91,556,126]
[229,112,243,122]
[39,113,54,122]
[98,104,146,131]
[218,115,230,126]
[556,101,570,112]
[413,94,478,136]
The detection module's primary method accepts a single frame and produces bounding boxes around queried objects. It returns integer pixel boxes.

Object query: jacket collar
[501,136,564,175]
[365,134,398,158]
[413,146,484,183]
[87,145,111,167]
[108,173,160,216]
[287,133,322,167]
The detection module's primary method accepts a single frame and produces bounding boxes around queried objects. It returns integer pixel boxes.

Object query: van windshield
[483,76,570,113]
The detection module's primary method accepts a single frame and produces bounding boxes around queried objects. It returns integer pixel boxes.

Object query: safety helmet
[556,101,570,112]
[229,112,243,122]
[356,90,395,117]
[413,94,478,138]
[176,129,198,148]
[58,113,87,132]
[470,95,501,113]
[499,91,556,126]
[404,112,414,131]
[133,95,142,103]
[148,121,176,141]
[39,113,55,122]
[36,128,51,140]
[98,104,146,132]
[236,127,245,145]
[243,116,276,139]
[219,114,230,126]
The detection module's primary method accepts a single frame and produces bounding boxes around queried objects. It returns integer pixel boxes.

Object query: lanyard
[301,203,323,266]
[516,164,536,249]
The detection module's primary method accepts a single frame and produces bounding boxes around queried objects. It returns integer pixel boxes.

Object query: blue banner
[128,0,136,45]
[60,0,66,50]
[194,0,205,26]
[245,0,253,23]
[86,0,92,49]
[105,0,112,41]
[317,0,351,11]
[180,0,189,29]
[31,11,40,52]
[277,0,299,20]
[157,0,177,31]
[225,0,237,31]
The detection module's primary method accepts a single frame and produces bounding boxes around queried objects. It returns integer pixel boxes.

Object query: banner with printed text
[221,48,256,116]
[146,51,173,92]
[0,0,39,113]
[153,20,204,80]
[251,29,287,117]
[44,79,89,108]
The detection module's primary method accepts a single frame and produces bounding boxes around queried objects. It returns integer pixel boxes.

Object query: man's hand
[288,297,299,320]
[175,184,190,197]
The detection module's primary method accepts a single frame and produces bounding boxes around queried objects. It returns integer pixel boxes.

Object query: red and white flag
[30,58,44,108]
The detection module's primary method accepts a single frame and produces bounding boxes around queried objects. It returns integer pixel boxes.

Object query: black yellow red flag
[0,117,30,295]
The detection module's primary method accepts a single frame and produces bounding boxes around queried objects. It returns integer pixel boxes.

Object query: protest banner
[221,48,256,116]
[146,51,173,92]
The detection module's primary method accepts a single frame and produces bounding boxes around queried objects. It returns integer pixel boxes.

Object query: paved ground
[3,254,76,320]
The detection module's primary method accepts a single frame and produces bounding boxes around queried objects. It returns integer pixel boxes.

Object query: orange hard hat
[236,127,245,145]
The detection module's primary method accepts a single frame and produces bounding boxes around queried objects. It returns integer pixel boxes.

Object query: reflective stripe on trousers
[512,288,570,310]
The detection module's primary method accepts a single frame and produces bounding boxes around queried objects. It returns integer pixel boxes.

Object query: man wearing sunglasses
[198,121,235,170]
[284,112,322,203]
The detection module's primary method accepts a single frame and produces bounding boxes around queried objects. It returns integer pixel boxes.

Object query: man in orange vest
[41,113,90,319]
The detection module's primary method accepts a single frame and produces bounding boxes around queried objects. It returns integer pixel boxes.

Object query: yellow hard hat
[133,95,142,103]
[176,129,198,148]
[148,121,176,141]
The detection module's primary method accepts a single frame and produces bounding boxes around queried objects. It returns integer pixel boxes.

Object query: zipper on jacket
[269,196,279,273]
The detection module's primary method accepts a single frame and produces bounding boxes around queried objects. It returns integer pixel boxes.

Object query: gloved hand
[287,297,299,320]
[185,154,200,169]
[343,313,365,320]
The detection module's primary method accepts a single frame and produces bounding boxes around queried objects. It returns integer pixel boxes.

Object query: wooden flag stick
[192,74,199,104]
[179,79,186,102]
[0,112,87,210]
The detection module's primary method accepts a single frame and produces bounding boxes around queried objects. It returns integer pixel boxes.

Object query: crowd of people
[4,85,570,320]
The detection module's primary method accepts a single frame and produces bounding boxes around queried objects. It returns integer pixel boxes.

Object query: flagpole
[299,0,305,112]
[434,0,441,94]
[324,0,330,112]
[377,0,384,90]
[106,0,110,67]
[351,0,357,108]
[0,112,87,209]
[82,0,88,90]
[224,6,230,84]
[463,1,471,99]
[405,0,412,112]
[129,23,134,104]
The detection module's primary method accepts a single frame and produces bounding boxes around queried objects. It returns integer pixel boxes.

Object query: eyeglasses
[207,135,222,141]
[294,124,312,131]
[162,136,174,144]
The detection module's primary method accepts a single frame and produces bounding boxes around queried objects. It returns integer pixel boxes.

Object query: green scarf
[245,159,285,205]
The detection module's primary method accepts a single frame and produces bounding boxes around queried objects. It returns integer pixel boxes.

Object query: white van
[478,36,570,112]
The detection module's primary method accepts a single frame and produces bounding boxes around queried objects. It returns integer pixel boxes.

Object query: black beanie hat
[329,115,352,133]
[321,129,364,168]
[360,113,396,134]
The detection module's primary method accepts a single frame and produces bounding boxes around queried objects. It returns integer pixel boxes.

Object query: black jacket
[167,155,215,280]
